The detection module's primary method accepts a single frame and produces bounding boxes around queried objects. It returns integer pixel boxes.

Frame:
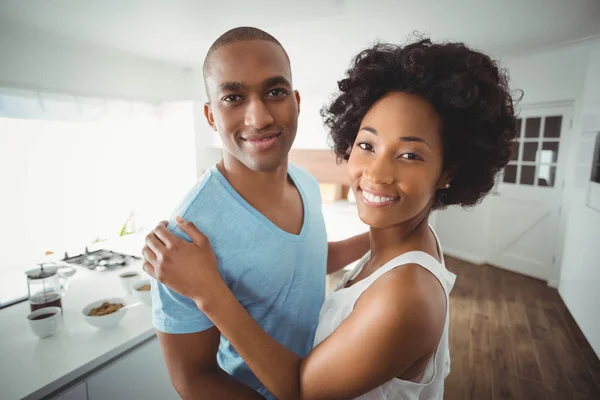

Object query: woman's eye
[400,153,423,161]
[266,89,288,98]
[358,142,373,152]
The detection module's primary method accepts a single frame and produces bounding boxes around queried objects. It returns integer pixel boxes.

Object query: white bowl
[82,297,128,329]
[132,280,152,306]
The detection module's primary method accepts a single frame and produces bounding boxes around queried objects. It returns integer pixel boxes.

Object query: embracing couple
[141,27,517,400]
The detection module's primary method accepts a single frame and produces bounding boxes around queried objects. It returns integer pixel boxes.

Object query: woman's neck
[368,210,433,265]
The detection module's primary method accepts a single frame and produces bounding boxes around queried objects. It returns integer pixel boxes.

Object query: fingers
[145,231,165,254]
[154,224,177,248]
[175,216,209,247]
[143,261,156,278]
[141,245,157,264]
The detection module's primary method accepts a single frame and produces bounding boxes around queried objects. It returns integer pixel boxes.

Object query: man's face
[204,41,300,172]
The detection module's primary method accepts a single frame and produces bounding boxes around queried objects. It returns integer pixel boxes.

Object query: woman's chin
[357,213,394,230]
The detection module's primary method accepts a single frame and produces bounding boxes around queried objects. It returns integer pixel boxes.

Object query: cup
[27,307,61,338]
[119,272,141,294]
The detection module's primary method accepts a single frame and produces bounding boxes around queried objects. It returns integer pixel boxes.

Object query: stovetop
[61,249,141,272]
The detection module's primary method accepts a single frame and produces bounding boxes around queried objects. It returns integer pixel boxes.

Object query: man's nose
[244,98,275,129]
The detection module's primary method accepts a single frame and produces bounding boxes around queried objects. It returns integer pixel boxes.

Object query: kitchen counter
[0,232,159,400]
[0,203,368,399]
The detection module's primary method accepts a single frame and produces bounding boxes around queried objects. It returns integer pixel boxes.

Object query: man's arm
[157,327,265,400]
[327,232,370,275]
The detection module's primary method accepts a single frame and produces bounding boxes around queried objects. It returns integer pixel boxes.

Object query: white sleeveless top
[313,228,456,400]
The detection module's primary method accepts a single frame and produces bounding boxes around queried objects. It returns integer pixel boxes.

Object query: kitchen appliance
[61,248,141,272]
[25,264,74,312]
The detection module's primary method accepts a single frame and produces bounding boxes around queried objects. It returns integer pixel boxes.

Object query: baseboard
[443,248,486,265]
[547,279,559,289]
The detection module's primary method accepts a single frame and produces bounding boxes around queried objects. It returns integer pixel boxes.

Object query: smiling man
[147,27,369,400]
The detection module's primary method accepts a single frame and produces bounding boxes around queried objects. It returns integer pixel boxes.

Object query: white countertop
[0,203,368,400]
[0,232,156,400]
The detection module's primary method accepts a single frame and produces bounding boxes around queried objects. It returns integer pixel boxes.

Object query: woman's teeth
[362,190,398,204]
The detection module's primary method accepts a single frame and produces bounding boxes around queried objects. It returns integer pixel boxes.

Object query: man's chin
[243,155,288,173]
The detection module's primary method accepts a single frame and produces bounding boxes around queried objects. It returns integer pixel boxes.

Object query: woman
[144,38,518,399]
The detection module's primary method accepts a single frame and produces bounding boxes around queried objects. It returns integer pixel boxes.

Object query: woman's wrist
[193,279,235,313]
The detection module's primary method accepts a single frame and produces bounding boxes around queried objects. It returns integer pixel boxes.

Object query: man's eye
[400,153,423,161]
[223,95,241,102]
[358,142,373,152]
[266,89,287,98]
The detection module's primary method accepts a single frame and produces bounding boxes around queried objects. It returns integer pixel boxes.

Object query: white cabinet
[49,381,87,400]
[86,336,179,400]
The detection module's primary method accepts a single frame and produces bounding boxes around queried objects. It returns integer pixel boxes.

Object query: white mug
[27,307,62,338]
[119,271,141,294]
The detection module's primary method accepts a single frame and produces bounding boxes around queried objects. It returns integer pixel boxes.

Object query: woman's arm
[143,218,446,400]
[198,267,446,400]
[327,232,370,274]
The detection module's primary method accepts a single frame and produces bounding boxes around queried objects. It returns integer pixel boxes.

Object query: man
[145,27,369,400]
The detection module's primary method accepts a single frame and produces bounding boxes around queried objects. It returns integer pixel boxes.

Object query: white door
[486,104,571,281]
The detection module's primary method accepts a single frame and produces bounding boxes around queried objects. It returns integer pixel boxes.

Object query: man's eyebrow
[218,81,243,92]
[217,76,291,93]
[263,76,292,88]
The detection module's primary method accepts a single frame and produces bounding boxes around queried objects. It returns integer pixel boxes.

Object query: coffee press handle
[57,266,76,293]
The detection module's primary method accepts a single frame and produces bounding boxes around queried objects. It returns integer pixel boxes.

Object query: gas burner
[62,249,140,272]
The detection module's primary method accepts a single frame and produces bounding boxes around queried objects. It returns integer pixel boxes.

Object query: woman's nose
[363,156,395,185]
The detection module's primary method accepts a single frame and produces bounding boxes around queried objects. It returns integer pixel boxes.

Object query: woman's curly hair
[321,38,520,209]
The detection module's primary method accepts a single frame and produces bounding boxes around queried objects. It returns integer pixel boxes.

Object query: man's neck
[217,156,290,204]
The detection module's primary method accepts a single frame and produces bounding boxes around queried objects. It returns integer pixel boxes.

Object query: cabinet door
[49,381,88,400]
[86,336,179,400]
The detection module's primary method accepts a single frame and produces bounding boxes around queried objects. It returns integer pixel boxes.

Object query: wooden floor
[444,257,600,400]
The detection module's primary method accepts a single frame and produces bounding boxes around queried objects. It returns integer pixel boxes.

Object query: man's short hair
[202,26,291,99]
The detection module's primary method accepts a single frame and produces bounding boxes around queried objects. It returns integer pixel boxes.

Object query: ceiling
[1,0,599,67]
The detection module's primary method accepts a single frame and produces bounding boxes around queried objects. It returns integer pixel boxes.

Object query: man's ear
[204,103,217,132]
[294,90,301,116]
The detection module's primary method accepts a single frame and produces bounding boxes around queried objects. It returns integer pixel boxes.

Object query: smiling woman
[323,40,518,210]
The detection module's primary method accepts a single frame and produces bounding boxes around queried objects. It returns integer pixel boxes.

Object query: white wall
[0,22,192,101]
[433,200,491,265]
[558,41,600,357]
[504,41,592,104]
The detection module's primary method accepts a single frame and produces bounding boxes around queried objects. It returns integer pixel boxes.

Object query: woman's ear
[437,167,456,189]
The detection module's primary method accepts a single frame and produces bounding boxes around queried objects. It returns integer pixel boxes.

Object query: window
[0,89,196,306]
[503,115,563,187]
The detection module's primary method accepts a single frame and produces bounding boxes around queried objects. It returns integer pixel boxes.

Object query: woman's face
[347,92,448,230]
